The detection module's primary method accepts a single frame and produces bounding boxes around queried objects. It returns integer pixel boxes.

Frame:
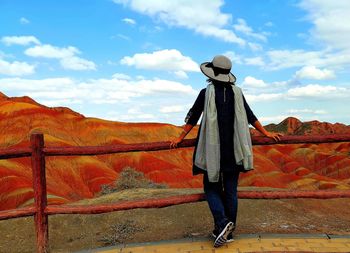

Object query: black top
[185,83,258,173]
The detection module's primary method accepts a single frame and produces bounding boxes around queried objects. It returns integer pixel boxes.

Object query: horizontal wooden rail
[0,207,36,221]
[250,133,350,145]
[46,194,205,215]
[43,134,350,157]
[0,147,32,160]
[44,190,350,216]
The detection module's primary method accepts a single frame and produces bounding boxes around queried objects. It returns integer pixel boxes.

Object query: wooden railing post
[31,132,49,253]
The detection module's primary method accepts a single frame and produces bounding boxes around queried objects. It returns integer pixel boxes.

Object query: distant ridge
[261,116,350,136]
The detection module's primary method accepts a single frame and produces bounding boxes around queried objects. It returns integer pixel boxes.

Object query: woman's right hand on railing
[170,137,183,149]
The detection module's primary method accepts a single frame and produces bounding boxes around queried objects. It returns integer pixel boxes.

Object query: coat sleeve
[185,88,206,126]
[243,94,258,125]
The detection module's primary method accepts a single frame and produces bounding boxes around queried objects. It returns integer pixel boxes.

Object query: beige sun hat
[200,55,236,83]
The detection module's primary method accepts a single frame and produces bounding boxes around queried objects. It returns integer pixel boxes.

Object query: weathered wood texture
[0,207,36,220]
[30,133,49,253]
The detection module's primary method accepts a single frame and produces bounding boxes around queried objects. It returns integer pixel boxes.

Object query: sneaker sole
[212,233,234,243]
[213,222,234,248]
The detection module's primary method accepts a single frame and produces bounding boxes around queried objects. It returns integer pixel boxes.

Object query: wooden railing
[1,132,350,253]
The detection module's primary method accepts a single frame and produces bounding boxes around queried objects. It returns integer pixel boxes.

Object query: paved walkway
[81,234,350,253]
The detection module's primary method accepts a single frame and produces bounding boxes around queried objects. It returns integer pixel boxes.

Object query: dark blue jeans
[203,170,240,230]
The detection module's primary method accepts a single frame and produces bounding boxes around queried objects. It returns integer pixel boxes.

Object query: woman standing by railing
[170,55,282,248]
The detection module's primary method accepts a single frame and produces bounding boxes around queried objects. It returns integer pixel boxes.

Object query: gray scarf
[194,83,254,182]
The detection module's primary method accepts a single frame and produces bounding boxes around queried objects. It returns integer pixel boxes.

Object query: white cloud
[224,51,242,65]
[248,42,263,51]
[112,73,131,80]
[25,44,96,71]
[19,17,30,24]
[1,36,40,46]
[242,76,268,88]
[195,26,245,45]
[0,59,35,76]
[295,65,335,80]
[266,49,350,70]
[266,49,322,70]
[25,44,78,58]
[106,111,156,122]
[244,57,265,66]
[287,84,348,98]
[287,108,327,114]
[113,0,246,46]
[120,49,199,73]
[60,56,96,71]
[159,105,188,113]
[233,19,267,42]
[299,0,350,51]
[0,77,74,90]
[245,93,283,103]
[174,70,188,79]
[122,18,136,25]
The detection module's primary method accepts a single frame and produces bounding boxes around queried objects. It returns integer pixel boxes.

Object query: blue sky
[1,0,350,125]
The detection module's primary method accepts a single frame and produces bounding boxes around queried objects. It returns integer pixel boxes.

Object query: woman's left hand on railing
[265,132,283,142]
[170,137,183,148]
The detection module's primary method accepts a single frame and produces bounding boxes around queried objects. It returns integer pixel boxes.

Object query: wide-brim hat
[200,55,236,83]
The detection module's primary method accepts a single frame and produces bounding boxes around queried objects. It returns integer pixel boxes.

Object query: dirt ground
[1,188,350,253]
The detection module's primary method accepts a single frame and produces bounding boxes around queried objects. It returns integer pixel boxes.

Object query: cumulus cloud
[0,59,35,76]
[120,49,199,77]
[295,65,335,80]
[1,36,41,46]
[248,42,263,51]
[287,84,347,98]
[224,51,242,65]
[245,93,283,103]
[113,0,245,46]
[174,70,188,79]
[244,57,265,66]
[233,19,267,42]
[112,73,131,80]
[242,76,268,88]
[25,44,78,58]
[265,48,350,70]
[299,0,350,51]
[25,44,96,70]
